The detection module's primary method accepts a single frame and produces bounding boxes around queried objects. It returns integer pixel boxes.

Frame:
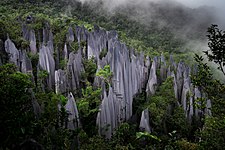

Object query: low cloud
[76,0,224,27]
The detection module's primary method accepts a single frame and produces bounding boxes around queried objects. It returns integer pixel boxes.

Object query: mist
[68,0,225,56]
[177,0,225,26]
[76,0,225,27]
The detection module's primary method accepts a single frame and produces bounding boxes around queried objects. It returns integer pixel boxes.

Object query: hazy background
[76,0,225,27]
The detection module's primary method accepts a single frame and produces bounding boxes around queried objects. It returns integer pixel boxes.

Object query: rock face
[38,45,55,89]
[82,27,152,137]
[29,30,37,54]
[65,92,80,130]
[55,69,67,94]
[87,27,107,59]
[3,25,212,138]
[22,24,37,54]
[181,66,192,119]
[160,54,167,82]
[75,26,88,46]
[58,26,213,137]
[146,57,158,95]
[67,27,75,43]
[139,109,151,133]
[67,49,84,92]
[4,38,20,66]
[4,37,33,74]
[96,88,117,139]
[20,51,33,74]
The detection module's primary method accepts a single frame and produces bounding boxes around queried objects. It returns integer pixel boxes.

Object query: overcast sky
[78,0,225,8]
[176,0,224,8]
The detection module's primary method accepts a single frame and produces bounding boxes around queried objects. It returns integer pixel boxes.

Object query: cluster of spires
[2,24,211,138]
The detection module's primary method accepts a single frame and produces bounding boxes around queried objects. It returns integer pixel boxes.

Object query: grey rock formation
[75,26,88,45]
[139,109,151,133]
[146,57,158,95]
[63,43,68,61]
[97,87,126,138]
[55,69,67,94]
[194,87,212,117]
[93,27,152,138]
[160,54,167,82]
[4,38,20,66]
[29,89,41,118]
[29,29,37,54]
[47,31,54,55]
[87,28,107,59]
[170,55,177,69]
[67,49,84,92]
[4,25,213,139]
[176,62,185,101]
[38,45,55,89]
[96,91,113,139]
[22,24,30,41]
[20,51,33,74]
[181,66,191,118]
[65,92,80,130]
[194,87,203,118]
[22,25,37,54]
[67,27,75,43]
[171,71,178,100]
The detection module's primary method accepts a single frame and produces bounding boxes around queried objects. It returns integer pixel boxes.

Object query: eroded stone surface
[65,92,80,130]
[5,38,20,66]
[140,109,151,133]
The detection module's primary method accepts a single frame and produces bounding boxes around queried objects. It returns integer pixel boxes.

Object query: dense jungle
[1,0,225,149]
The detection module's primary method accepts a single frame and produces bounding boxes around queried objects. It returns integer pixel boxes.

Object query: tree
[0,64,35,149]
[204,24,225,76]
[191,25,225,149]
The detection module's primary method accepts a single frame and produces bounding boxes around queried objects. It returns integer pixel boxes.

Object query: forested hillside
[1,0,225,149]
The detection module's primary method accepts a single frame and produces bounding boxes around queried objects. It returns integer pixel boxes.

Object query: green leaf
[136,132,161,142]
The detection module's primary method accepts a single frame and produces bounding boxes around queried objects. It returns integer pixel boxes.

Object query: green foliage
[77,82,101,136]
[21,38,30,49]
[59,59,68,69]
[111,123,137,148]
[28,53,39,88]
[192,54,213,91]
[1,2,225,149]
[175,139,199,150]
[147,77,177,131]
[0,11,22,44]
[136,132,161,142]
[172,52,195,65]
[166,107,190,138]
[0,64,74,149]
[82,57,97,83]
[191,54,225,116]
[198,116,225,150]
[80,135,110,150]
[69,41,79,52]
[99,48,108,59]
[84,23,94,32]
[37,70,49,91]
[132,92,147,116]
[191,55,225,149]
[77,83,101,117]
[80,40,87,48]
[191,54,215,115]
[34,92,74,149]
[0,64,34,149]
[144,77,191,144]
[205,24,225,75]
[96,65,113,85]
